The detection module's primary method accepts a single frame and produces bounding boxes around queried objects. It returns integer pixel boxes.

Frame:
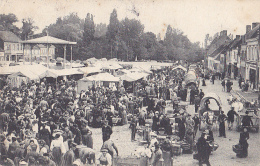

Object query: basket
[181,142,191,151]
[193,153,199,160]
[232,144,243,154]
[172,143,182,156]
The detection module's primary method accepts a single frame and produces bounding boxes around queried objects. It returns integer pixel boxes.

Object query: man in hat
[242,111,253,128]
[102,120,113,143]
[193,113,200,138]
[218,111,227,138]
[227,106,238,130]
[96,148,112,166]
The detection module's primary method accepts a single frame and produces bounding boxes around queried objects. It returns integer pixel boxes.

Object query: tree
[0,13,20,35]
[94,23,107,38]
[21,18,38,40]
[106,9,120,58]
[83,13,95,46]
[44,13,84,60]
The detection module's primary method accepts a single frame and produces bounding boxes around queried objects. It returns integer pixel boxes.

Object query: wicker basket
[233,144,243,154]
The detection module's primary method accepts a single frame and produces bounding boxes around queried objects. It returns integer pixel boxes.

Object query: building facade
[24,44,55,62]
[244,23,260,89]
[0,31,23,61]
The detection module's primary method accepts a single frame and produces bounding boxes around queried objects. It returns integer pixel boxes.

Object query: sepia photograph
[0,0,259,165]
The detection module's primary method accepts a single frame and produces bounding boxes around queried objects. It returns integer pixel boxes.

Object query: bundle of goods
[112,116,122,125]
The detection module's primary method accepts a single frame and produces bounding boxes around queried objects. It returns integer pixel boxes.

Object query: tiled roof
[0,31,21,42]
[228,38,241,49]
[208,44,229,59]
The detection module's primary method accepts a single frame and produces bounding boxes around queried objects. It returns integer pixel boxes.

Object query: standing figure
[221,79,225,92]
[102,120,113,143]
[197,133,211,166]
[130,115,138,141]
[218,111,227,138]
[211,75,215,84]
[227,107,238,130]
[152,111,160,133]
[202,78,206,86]
[193,113,200,138]
[194,95,201,113]
[237,128,249,158]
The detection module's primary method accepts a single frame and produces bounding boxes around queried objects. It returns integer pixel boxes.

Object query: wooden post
[23,44,25,65]
[47,44,49,68]
[30,45,32,65]
[64,45,67,69]
[71,45,73,62]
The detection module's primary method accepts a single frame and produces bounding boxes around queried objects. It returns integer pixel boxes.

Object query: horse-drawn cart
[198,93,222,130]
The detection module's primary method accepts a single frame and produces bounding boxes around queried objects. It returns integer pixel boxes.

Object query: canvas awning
[22,35,77,45]
[83,72,119,82]
[0,64,48,76]
[39,68,83,78]
[8,70,39,80]
[120,72,149,82]
[172,65,187,72]
[78,67,101,75]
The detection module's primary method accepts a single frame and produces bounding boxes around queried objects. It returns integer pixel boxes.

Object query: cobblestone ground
[90,79,260,166]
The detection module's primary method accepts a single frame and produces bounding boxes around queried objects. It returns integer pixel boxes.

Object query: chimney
[246,25,251,33]
[236,35,240,39]
[241,35,245,44]
[252,22,260,29]
[222,30,227,36]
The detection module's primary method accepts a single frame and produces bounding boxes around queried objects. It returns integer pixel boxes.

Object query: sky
[0,0,260,46]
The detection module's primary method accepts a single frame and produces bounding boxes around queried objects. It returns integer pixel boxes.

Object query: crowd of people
[0,64,257,166]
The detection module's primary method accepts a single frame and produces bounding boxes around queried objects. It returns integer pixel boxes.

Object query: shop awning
[83,72,119,82]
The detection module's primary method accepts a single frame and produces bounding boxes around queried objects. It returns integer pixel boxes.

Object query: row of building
[0,31,55,62]
[207,22,260,89]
